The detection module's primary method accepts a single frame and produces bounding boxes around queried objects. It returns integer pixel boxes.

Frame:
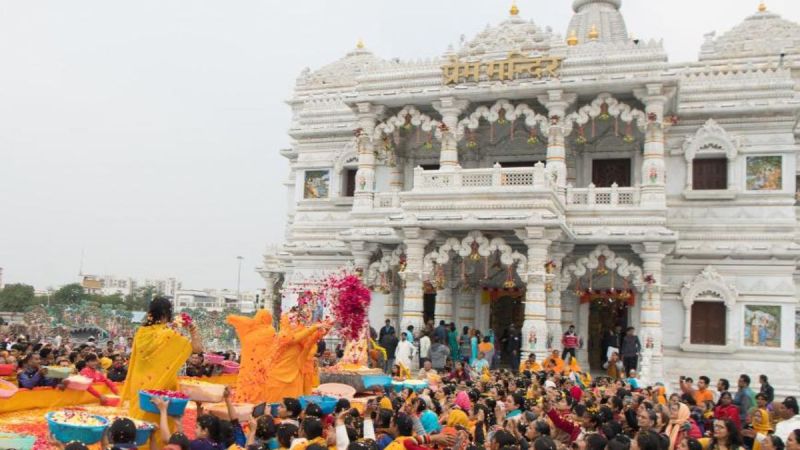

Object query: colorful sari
[448,330,460,361]
[121,323,192,446]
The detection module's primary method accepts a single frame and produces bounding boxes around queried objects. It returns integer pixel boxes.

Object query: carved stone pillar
[390,156,404,193]
[634,84,673,208]
[632,242,673,383]
[546,243,573,348]
[539,90,577,195]
[433,98,469,171]
[435,287,454,325]
[456,288,476,330]
[353,103,386,211]
[350,241,377,275]
[400,228,435,333]
[516,228,551,360]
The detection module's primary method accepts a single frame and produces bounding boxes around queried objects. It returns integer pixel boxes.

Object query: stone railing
[565,183,640,207]
[412,162,552,191]
[373,192,401,209]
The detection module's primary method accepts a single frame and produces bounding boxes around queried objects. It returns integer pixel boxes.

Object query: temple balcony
[411,162,551,192]
[565,183,642,209]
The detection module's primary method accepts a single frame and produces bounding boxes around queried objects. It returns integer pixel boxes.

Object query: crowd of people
[2,304,800,450]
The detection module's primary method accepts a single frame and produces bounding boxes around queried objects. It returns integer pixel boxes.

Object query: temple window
[682,119,739,199]
[690,299,726,345]
[692,158,727,190]
[342,168,358,197]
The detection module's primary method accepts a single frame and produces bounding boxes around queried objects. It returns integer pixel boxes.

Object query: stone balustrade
[565,183,641,207]
[411,162,551,192]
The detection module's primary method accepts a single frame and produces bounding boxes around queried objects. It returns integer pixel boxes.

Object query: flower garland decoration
[288,270,372,342]
[325,273,372,341]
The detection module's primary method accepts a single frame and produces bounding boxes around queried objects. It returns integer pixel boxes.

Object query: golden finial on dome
[758,1,767,12]
[510,0,519,16]
[356,38,365,49]
[588,24,599,40]
[567,29,578,46]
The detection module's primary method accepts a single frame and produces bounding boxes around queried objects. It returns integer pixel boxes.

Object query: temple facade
[260,0,800,394]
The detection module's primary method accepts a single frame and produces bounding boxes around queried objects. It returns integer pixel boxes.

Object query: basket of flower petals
[179,379,226,403]
[139,390,189,417]
[63,375,93,391]
[220,360,240,374]
[44,366,72,379]
[0,379,19,399]
[46,410,109,444]
[100,394,121,407]
[206,402,255,422]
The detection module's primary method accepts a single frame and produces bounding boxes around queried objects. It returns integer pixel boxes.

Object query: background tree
[0,283,35,312]
[52,283,86,306]
[125,285,155,311]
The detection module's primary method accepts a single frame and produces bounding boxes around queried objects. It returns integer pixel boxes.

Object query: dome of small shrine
[299,43,385,88]
[457,7,562,59]
[699,5,800,61]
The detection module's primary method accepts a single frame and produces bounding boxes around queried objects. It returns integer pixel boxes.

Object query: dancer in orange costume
[300,325,327,395]
[262,315,330,403]
[227,309,276,403]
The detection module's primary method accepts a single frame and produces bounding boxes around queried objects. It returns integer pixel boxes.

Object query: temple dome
[699,7,800,62]
[566,0,629,44]
[298,45,385,89]
[457,13,562,59]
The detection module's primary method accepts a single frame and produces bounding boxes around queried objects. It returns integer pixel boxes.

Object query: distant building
[174,289,256,313]
[80,274,180,297]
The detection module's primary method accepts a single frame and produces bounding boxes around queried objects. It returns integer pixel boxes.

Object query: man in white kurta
[395,332,416,371]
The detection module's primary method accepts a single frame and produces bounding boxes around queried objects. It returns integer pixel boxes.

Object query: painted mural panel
[746,156,782,191]
[796,309,800,350]
[303,170,330,199]
[743,305,781,348]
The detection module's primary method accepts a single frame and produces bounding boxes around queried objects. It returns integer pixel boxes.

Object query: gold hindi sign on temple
[442,54,563,85]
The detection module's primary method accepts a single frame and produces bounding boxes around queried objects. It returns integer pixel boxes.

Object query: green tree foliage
[0,283,35,312]
[52,283,86,306]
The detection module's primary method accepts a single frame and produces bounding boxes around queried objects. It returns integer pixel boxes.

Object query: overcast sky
[0,0,797,292]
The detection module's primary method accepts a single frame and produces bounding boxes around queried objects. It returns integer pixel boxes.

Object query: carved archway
[682,119,740,191]
[560,245,645,291]
[422,231,528,288]
[679,265,737,352]
[366,245,406,292]
[455,99,550,143]
[372,105,442,141]
[564,93,647,142]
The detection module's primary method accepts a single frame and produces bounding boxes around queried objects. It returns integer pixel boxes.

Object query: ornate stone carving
[682,119,740,161]
[680,266,738,309]
[560,244,645,291]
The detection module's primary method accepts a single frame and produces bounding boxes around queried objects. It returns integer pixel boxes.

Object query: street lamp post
[236,256,244,302]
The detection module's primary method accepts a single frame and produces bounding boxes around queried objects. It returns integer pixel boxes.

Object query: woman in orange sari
[262,316,330,403]
[121,297,202,446]
[227,309,276,403]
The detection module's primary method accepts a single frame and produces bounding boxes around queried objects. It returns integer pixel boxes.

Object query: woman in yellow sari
[121,297,203,446]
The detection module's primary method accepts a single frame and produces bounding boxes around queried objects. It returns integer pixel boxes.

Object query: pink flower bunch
[173,312,193,329]
[325,274,371,341]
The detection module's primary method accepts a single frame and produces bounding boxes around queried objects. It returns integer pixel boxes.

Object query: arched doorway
[560,245,645,371]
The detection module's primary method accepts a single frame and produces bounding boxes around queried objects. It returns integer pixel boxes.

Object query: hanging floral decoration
[288,270,372,341]
[576,126,587,145]
[572,258,636,306]
[527,127,539,145]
